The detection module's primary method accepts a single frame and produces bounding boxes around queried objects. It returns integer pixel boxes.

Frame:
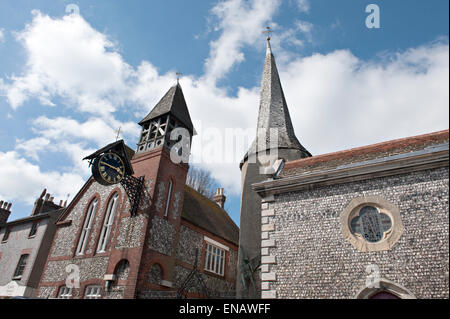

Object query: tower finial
[263,26,273,54]
[176,72,182,84]
[263,26,272,41]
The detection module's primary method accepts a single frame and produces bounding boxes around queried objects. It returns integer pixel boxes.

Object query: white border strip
[204,236,229,251]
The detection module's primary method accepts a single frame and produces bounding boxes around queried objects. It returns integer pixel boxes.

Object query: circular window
[341,196,403,252]
[350,206,392,243]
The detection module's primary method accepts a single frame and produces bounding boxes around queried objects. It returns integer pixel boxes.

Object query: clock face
[93,152,125,185]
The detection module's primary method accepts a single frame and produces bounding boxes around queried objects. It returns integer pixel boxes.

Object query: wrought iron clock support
[120,175,145,216]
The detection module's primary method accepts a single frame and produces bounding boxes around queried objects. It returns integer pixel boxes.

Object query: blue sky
[0,0,448,225]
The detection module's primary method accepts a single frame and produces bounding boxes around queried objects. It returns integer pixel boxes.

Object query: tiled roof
[280,129,449,177]
[181,185,239,245]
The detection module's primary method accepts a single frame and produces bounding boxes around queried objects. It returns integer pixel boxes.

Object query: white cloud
[0,28,4,43]
[3,10,133,115]
[296,0,310,13]
[280,42,449,155]
[0,151,86,206]
[31,115,139,148]
[204,0,281,83]
[15,137,50,161]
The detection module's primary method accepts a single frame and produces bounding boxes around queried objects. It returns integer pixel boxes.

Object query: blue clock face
[95,152,125,185]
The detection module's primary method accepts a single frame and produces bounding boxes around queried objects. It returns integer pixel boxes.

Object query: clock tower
[128,82,196,297]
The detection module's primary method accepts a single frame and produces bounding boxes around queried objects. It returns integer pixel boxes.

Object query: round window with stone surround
[341,195,404,252]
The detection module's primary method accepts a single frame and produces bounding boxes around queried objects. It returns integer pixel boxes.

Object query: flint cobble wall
[261,167,449,299]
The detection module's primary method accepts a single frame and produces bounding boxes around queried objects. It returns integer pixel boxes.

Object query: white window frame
[84,285,102,299]
[57,286,73,299]
[28,221,39,238]
[13,254,29,279]
[204,242,226,276]
[97,193,119,253]
[164,180,173,217]
[76,198,98,255]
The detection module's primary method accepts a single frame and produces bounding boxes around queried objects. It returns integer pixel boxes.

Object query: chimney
[0,200,12,226]
[31,189,47,216]
[213,188,226,209]
[31,189,63,216]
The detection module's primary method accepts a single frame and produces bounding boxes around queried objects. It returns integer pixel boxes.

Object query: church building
[36,83,239,299]
[238,36,449,299]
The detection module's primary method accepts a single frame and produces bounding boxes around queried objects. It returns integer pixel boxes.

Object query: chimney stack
[0,200,12,226]
[213,188,226,209]
[31,189,47,216]
[31,189,63,216]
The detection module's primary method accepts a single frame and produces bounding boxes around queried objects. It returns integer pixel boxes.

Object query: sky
[0,0,448,226]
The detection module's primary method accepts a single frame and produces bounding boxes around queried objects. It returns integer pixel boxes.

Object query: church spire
[242,35,311,163]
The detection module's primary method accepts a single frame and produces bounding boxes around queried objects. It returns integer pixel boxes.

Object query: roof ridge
[284,129,449,170]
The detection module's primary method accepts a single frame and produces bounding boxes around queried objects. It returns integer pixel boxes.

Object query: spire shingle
[243,40,311,162]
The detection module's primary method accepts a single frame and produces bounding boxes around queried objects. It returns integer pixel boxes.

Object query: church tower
[237,38,311,298]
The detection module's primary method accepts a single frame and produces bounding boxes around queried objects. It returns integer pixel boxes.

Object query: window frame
[97,193,119,253]
[75,198,98,256]
[28,221,39,238]
[204,242,226,276]
[2,227,11,243]
[341,195,404,252]
[57,286,73,299]
[13,254,29,280]
[84,285,102,299]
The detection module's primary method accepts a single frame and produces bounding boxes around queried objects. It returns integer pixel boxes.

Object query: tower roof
[242,39,311,163]
[139,83,195,135]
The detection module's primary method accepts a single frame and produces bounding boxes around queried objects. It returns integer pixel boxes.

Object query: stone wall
[176,224,203,265]
[262,167,449,299]
[50,181,125,258]
[173,265,235,297]
[148,216,175,256]
[38,180,147,298]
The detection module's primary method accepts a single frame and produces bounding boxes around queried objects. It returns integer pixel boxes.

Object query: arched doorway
[355,278,416,299]
[369,290,400,299]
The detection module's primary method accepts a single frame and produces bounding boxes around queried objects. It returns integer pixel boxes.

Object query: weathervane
[263,26,272,41]
[114,127,121,141]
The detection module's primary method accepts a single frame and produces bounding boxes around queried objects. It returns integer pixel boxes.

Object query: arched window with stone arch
[115,259,130,281]
[148,263,163,285]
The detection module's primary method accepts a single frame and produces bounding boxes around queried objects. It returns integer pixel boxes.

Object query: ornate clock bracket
[120,175,145,217]
[83,139,145,217]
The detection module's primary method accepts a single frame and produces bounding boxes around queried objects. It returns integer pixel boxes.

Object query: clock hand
[100,161,123,174]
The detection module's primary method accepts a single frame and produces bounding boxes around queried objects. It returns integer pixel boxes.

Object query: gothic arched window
[164,180,173,217]
[76,198,98,255]
[97,193,119,252]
